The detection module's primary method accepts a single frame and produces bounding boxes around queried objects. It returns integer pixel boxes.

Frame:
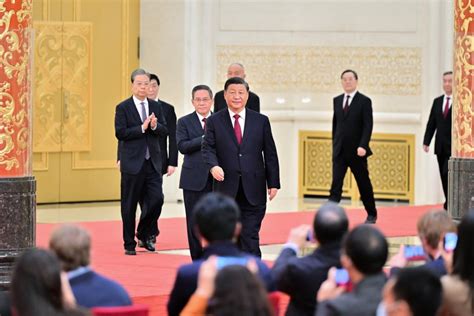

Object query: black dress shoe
[124,249,136,256]
[364,215,377,224]
[138,239,155,252]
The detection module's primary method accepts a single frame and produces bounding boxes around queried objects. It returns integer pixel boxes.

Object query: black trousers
[437,153,449,210]
[183,178,213,261]
[235,180,266,258]
[329,153,377,217]
[121,160,163,250]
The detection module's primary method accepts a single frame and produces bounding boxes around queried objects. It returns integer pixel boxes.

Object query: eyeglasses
[193,98,211,102]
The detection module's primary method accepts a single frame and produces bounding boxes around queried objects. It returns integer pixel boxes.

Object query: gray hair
[130,68,150,83]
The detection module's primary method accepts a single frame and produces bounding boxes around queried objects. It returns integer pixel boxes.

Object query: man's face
[192,90,213,116]
[131,74,150,100]
[148,79,159,100]
[341,72,358,94]
[224,84,249,113]
[443,73,453,95]
[227,64,246,79]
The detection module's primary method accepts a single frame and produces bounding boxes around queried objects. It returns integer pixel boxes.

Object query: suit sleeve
[177,118,203,155]
[115,104,144,141]
[332,101,337,141]
[315,300,339,316]
[272,248,298,294]
[263,116,280,189]
[167,106,178,166]
[358,97,373,150]
[202,117,220,168]
[167,271,188,316]
[423,100,437,146]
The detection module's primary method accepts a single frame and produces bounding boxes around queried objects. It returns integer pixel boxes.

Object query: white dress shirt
[342,90,357,110]
[228,108,245,137]
[196,112,211,129]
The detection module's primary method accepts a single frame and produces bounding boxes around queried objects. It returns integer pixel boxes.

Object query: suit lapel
[241,110,251,147]
[221,111,239,147]
[128,97,143,123]
[192,112,205,136]
[344,92,359,119]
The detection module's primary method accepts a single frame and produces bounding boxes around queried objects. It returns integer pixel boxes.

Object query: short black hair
[192,85,213,99]
[313,203,349,245]
[443,71,453,77]
[224,77,249,92]
[343,225,388,275]
[452,209,474,288]
[391,267,442,316]
[193,193,241,242]
[130,68,149,83]
[149,73,160,85]
[340,69,358,80]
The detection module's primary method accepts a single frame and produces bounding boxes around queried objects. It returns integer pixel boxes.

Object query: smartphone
[404,245,425,261]
[335,268,350,286]
[444,232,458,252]
[216,256,248,270]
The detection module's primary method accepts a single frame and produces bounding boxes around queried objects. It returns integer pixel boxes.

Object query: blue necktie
[140,102,150,160]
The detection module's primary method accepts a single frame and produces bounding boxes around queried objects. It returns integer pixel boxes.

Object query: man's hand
[149,112,157,129]
[166,166,176,176]
[288,225,312,249]
[357,147,366,157]
[211,166,224,181]
[423,145,429,153]
[116,160,120,169]
[268,188,278,201]
[142,115,151,131]
[388,244,408,268]
[317,267,346,302]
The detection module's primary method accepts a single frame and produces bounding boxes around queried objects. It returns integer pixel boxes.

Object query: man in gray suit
[316,225,388,316]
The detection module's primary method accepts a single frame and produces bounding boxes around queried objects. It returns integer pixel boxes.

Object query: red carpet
[36,204,441,315]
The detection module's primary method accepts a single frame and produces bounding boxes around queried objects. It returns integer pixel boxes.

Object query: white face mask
[376,302,387,316]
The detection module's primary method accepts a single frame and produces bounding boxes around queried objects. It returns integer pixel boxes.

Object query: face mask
[376,302,387,316]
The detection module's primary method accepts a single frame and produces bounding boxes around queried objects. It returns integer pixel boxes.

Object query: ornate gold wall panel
[217,46,421,95]
[299,131,415,202]
[32,21,91,153]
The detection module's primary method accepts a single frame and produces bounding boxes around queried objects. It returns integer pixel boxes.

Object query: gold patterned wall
[217,46,421,95]
[299,131,415,202]
[33,21,91,153]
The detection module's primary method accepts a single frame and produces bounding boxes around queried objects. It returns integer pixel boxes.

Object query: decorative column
[450,0,474,219]
[0,0,35,290]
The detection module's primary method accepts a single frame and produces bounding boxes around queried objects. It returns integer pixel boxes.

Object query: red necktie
[343,95,350,114]
[202,117,206,130]
[443,97,450,119]
[233,114,242,144]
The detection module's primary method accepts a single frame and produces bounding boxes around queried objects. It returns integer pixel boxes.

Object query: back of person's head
[313,202,349,245]
[343,225,388,275]
[49,224,91,272]
[452,209,474,289]
[390,267,442,316]
[11,248,64,316]
[194,193,241,243]
[417,209,456,249]
[207,265,272,316]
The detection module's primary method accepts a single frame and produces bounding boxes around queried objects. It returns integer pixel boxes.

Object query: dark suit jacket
[157,99,178,174]
[166,241,275,316]
[177,111,211,191]
[332,92,373,159]
[315,272,386,316]
[202,109,280,206]
[272,242,341,316]
[213,90,260,113]
[70,270,132,308]
[115,97,168,174]
[423,95,452,156]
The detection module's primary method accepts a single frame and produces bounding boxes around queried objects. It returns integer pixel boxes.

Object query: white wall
[141,0,454,205]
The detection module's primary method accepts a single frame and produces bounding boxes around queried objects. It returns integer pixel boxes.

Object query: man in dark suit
[316,225,388,316]
[423,71,452,210]
[202,77,280,257]
[167,193,275,316]
[213,63,260,113]
[272,203,348,316]
[114,69,168,255]
[176,85,213,260]
[329,69,378,224]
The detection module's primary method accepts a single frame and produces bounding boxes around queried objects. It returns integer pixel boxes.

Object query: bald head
[313,202,349,245]
[227,63,246,79]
